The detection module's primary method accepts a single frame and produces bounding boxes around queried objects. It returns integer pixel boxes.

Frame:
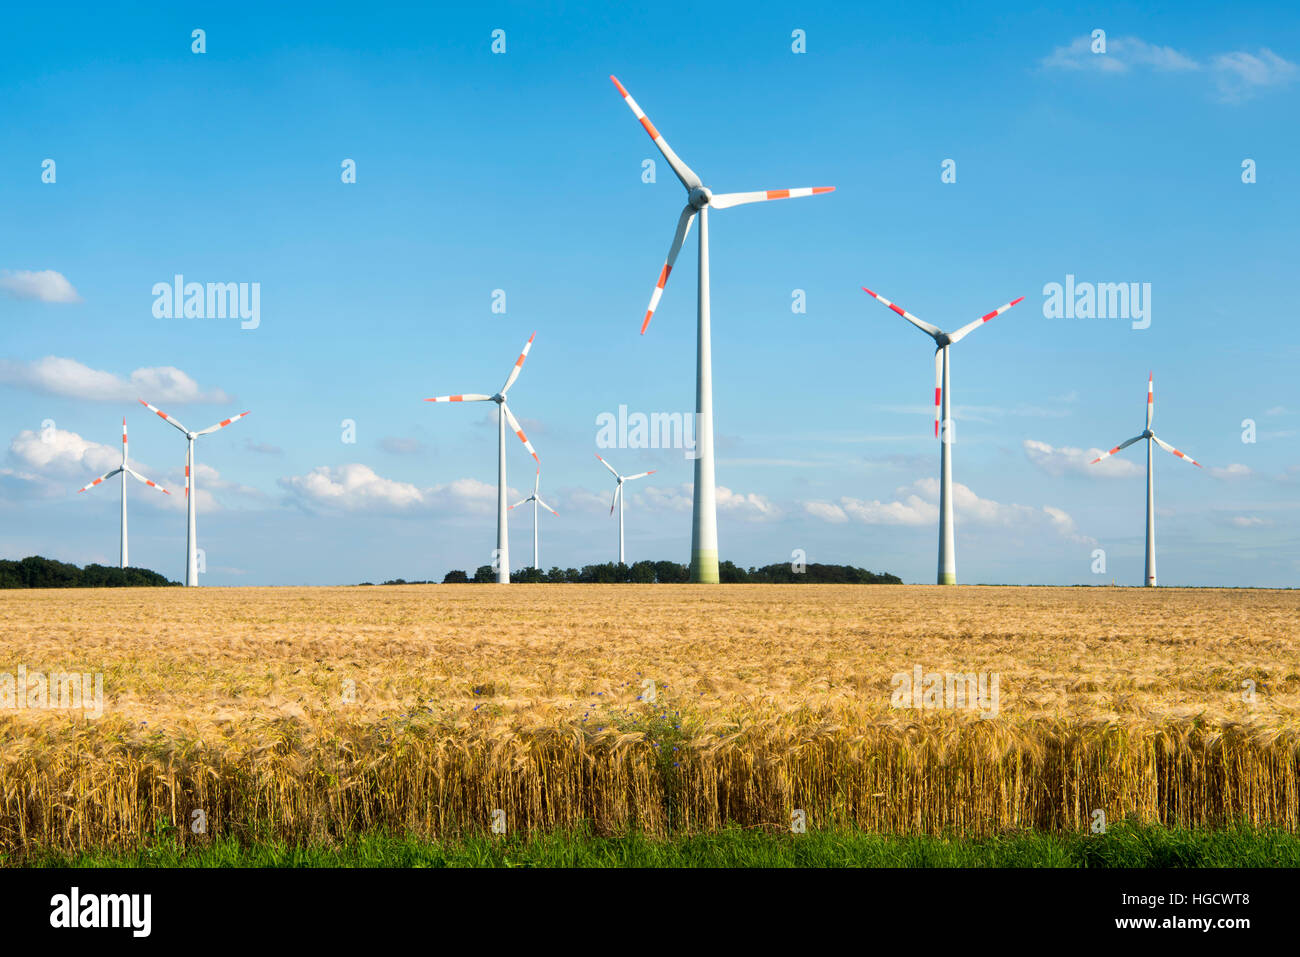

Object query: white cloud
[1041,35,1200,73]
[1210,463,1252,480]
[0,356,230,404]
[280,464,425,511]
[1232,515,1271,528]
[843,491,936,527]
[716,486,782,521]
[803,501,849,524]
[169,463,262,511]
[8,427,120,478]
[279,465,502,516]
[1023,438,1143,478]
[634,483,778,521]
[805,478,1092,543]
[1212,48,1297,101]
[804,484,937,528]
[0,269,81,303]
[640,484,693,513]
[1041,35,1296,103]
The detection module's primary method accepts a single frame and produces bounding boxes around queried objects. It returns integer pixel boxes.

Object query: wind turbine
[77,417,171,568]
[509,469,557,570]
[138,400,250,586]
[1090,373,1202,587]
[862,287,1024,585]
[611,75,834,583]
[425,333,539,583]
[595,453,655,565]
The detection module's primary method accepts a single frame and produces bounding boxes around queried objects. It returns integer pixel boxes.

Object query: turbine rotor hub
[688,186,712,210]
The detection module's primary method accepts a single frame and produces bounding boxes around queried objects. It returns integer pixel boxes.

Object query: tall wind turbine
[77,417,171,568]
[595,453,655,565]
[611,75,834,583]
[426,333,539,583]
[139,400,250,586]
[509,469,557,570]
[1090,373,1202,587]
[862,287,1024,585]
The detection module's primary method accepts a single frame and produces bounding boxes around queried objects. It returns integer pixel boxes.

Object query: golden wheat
[1,584,1296,852]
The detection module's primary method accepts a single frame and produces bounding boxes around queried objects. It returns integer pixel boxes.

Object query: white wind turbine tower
[426,333,540,583]
[595,453,655,565]
[862,287,1024,585]
[1090,372,1203,587]
[509,469,557,570]
[139,400,250,586]
[611,75,834,583]
[77,417,171,568]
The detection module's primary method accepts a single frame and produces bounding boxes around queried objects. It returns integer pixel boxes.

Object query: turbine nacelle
[688,186,712,209]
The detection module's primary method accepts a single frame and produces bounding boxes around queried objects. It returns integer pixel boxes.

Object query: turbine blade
[641,205,696,335]
[122,417,128,462]
[1152,435,1202,468]
[861,288,943,340]
[425,394,492,403]
[509,497,529,510]
[610,483,621,515]
[139,399,190,435]
[78,468,122,493]
[196,411,251,436]
[1146,372,1154,429]
[623,470,656,481]
[537,498,558,515]
[609,75,702,190]
[934,348,943,438]
[500,332,537,395]
[595,453,620,478]
[709,187,835,210]
[947,296,1026,344]
[1089,435,1145,465]
[126,468,171,495]
[501,404,538,463]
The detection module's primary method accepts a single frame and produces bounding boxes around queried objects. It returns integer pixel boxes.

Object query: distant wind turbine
[139,400,250,586]
[595,454,655,565]
[77,417,171,568]
[510,469,557,570]
[1090,373,1203,586]
[611,75,834,583]
[862,287,1024,585]
[425,333,539,583]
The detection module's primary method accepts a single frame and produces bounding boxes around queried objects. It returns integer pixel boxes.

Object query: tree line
[0,556,178,588]
[365,561,901,585]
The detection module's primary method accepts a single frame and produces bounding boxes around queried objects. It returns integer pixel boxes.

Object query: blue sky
[2,1,1296,586]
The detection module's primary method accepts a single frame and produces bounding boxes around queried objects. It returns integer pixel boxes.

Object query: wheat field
[1,584,1297,853]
